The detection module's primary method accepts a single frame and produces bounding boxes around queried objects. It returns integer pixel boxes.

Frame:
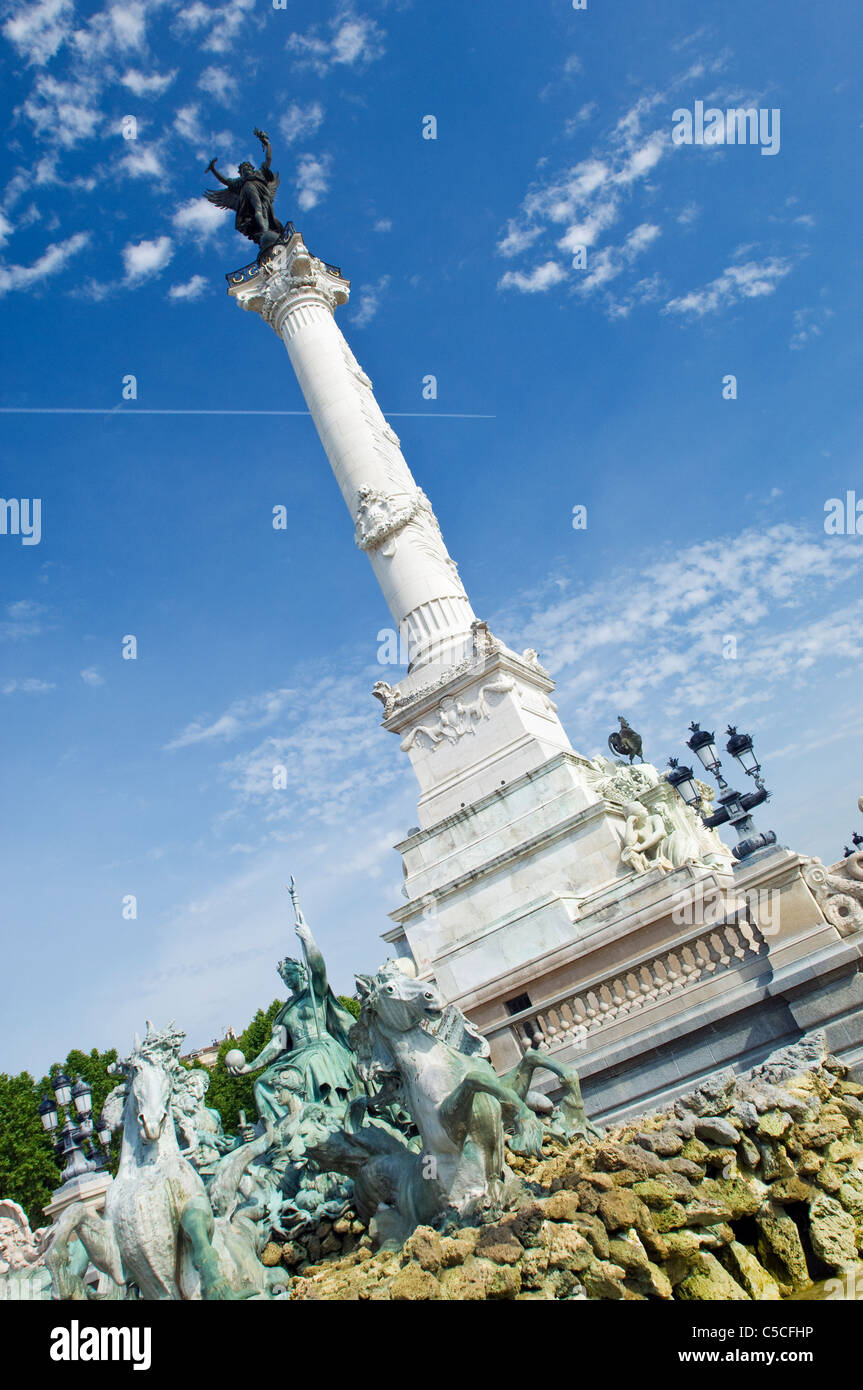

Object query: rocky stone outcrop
[278,1035,863,1300]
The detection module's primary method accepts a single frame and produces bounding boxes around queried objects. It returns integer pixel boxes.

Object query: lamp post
[37,1072,109,1187]
[667,723,777,863]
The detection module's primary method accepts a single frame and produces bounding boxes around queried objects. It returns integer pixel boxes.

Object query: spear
[287,877,321,1041]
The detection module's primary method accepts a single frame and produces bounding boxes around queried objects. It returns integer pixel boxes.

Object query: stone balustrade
[492,918,769,1057]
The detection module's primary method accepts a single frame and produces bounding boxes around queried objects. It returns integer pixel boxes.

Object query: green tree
[0,1045,119,1225]
[203,1000,283,1135]
[0,1071,59,1223]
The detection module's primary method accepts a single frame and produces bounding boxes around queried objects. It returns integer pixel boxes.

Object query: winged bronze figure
[205,127,284,259]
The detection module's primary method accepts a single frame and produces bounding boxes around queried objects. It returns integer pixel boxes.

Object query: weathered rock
[694,1116,740,1146]
[797,1149,824,1177]
[809,1191,859,1270]
[541,1191,581,1223]
[632,1179,682,1210]
[517,1247,548,1290]
[699,1176,764,1219]
[674,1069,737,1118]
[738,1135,761,1169]
[261,1241,283,1267]
[768,1176,813,1206]
[815,1161,845,1194]
[731,1100,760,1131]
[668,1157,706,1182]
[569,1213,610,1260]
[652,1201,689,1233]
[542,1222,594,1273]
[596,1188,650,1232]
[680,1137,711,1164]
[757,1110,793,1140]
[635,1129,684,1157]
[683,1199,732,1227]
[756,1203,810,1290]
[441,1256,520,1300]
[704,1146,738,1173]
[475,1225,524,1266]
[676,1251,750,1301]
[721,1241,781,1300]
[582,1260,629,1300]
[390,1263,442,1300]
[837,1167,863,1219]
[593,1142,653,1177]
[757,1140,795,1181]
[402,1226,444,1272]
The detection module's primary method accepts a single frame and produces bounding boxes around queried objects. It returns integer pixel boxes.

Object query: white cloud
[3,0,74,66]
[789,305,833,351]
[169,274,208,301]
[172,198,225,242]
[0,212,13,249]
[492,525,863,741]
[119,143,163,179]
[351,274,390,328]
[296,152,331,212]
[176,0,259,54]
[279,101,325,145]
[498,260,567,294]
[497,221,543,259]
[665,257,792,317]
[120,68,177,99]
[287,12,384,75]
[197,65,237,104]
[122,235,173,283]
[373,218,392,233]
[80,667,104,686]
[21,75,103,147]
[1,677,55,695]
[0,230,89,296]
[71,2,148,60]
[165,688,297,751]
[0,599,47,641]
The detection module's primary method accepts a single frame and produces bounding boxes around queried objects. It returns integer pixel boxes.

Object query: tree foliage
[0,1046,119,1227]
[202,1000,283,1135]
[0,993,363,1224]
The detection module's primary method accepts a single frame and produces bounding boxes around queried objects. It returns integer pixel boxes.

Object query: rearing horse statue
[46,1023,243,1300]
[309,970,600,1245]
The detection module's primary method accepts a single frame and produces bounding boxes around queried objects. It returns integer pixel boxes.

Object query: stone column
[229,231,477,672]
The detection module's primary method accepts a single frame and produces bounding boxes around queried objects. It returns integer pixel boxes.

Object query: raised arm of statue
[295,919,327,998]
[254,127,272,170]
[206,157,232,188]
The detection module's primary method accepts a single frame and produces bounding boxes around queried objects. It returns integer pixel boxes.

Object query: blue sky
[1,0,861,1076]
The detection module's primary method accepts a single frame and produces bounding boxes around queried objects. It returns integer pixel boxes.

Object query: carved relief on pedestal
[803,852,863,935]
[585,757,732,876]
[400,676,515,753]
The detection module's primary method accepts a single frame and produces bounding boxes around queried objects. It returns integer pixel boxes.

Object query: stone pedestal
[43,1171,112,1224]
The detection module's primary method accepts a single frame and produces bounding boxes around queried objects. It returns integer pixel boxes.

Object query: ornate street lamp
[668,721,777,862]
[38,1095,59,1133]
[666,758,700,808]
[40,1073,101,1187]
[52,1072,72,1108]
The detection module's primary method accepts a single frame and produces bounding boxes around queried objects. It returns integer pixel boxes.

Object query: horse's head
[114,1021,185,1146]
[129,1056,173,1143]
[356,970,443,1036]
